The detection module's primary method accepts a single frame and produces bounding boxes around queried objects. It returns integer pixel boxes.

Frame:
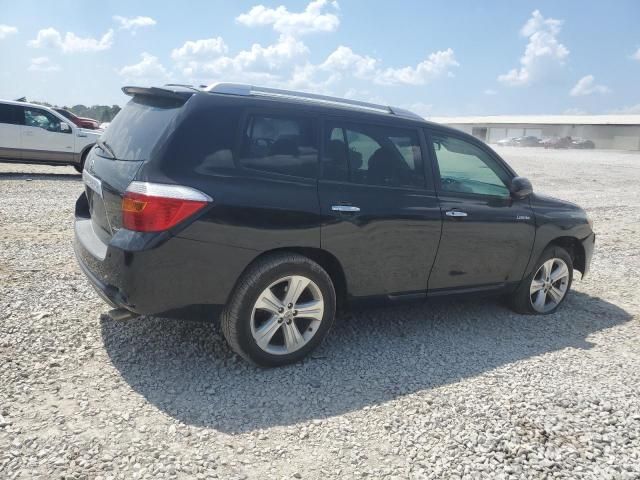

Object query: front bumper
[580,232,596,277]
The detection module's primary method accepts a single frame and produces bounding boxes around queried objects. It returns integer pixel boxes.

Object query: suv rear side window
[239,115,318,178]
[323,122,424,188]
[0,104,22,125]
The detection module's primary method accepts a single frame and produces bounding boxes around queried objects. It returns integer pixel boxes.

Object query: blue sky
[1,0,639,116]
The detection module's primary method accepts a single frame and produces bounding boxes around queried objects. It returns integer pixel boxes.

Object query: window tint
[24,107,63,132]
[432,133,510,197]
[0,104,22,125]
[322,122,424,187]
[239,115,318,178]
[99,95,185,161]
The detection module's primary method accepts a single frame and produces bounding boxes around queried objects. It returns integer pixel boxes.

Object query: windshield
[98,95,185,161]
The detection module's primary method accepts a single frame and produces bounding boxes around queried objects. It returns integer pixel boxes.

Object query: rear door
[318,118,442,298]
[21,106,74,162]
[426,129,535,293]
[218,109,322,251]
[0,103,23,160]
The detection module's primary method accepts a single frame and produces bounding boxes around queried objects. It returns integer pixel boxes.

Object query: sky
[1,0,639,116]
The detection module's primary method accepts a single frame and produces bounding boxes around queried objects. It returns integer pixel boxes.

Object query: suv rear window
[239,115,318,178]
[98,96,185,161]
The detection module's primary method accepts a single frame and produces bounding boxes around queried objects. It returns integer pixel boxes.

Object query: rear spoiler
[121,85,197,101]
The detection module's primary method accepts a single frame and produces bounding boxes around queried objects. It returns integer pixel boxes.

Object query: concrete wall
[445,123,640,150]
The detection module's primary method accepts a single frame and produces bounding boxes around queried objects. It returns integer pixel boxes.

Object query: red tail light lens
[122,182,211,232]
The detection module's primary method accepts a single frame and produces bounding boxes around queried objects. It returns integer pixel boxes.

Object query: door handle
[445,210,468,217]
[24,131,34,136]
[332,205,361,213]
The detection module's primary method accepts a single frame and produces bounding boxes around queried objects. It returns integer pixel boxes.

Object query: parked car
[514,136,542,147]
[54,108,101,130]
[74,83,595,367]
[496,137,518,146]
[571,138,595,149]
[0,99,101,172]
[543,136,573,149]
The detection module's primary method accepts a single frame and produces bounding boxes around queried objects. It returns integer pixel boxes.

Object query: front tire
[221,253,336,367]
[74,150,89,174]
[510,246,573,315]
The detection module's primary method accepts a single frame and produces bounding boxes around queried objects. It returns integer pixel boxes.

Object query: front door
[21,106,74,163]
[318,119,442,298]
[426,130,535,293]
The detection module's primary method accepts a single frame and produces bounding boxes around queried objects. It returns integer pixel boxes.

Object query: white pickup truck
[0,99,102,172]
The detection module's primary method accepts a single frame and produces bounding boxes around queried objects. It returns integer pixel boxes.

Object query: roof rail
[205,83,424,121]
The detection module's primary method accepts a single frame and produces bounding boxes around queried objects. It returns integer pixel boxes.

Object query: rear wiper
[96,139,116,159]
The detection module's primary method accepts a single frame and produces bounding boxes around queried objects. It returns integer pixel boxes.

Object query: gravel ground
[1,147,639,479]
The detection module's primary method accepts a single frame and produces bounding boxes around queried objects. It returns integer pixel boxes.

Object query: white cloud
[28,27,113,53]
[113,16,156,34]
[28,56,60,72]
[484,89,497,95]
[631,48,640,61]
[118,52,168,80]
[376,48,459,86]
[0,24,18,39]
[174,2,455,93]
[171,36,228,61]
[236,0,339,35]
[498,10,569,86]
[609,104,640,114]
[570,75,610,96]
[177,35,308,80]
[319,46,377,78]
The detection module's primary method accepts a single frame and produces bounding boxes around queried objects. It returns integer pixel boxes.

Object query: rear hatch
[83,87,193,242]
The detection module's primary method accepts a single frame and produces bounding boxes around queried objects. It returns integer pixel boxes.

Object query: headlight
[587,214,594,229]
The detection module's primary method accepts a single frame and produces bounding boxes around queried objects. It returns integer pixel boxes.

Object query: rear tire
[221,253,336,367]
[510,246,573,315]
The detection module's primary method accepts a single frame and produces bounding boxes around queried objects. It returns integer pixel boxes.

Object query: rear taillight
[122,182,211,232]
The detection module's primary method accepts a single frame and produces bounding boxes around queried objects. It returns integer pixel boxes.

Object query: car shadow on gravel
[100,291,631,433]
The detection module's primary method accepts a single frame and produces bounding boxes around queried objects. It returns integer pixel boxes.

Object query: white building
[429,115,640,150]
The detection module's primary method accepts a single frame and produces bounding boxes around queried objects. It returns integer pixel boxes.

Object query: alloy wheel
[529,258,570,313]
[250,275,324,355]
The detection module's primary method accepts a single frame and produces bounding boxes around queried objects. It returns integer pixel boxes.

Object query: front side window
[322,122,424,187]
[239,115,318,178]
[24,108,63,133]
[431,133,510,197]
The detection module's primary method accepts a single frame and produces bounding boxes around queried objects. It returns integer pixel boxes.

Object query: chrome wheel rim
[251,275,324,355]
[530,258,570,313]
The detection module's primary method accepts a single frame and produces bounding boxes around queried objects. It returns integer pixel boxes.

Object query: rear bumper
[580,232,596,277]
[73,195,255,317]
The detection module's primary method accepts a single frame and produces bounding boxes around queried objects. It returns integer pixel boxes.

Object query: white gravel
[1,147,639,479]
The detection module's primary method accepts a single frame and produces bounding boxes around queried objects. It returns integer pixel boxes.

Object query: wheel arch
[79,143,94,165]
[240,247,348,310]
[546,236,586,275]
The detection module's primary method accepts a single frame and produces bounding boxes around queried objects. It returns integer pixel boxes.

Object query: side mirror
[60,122,71,133]
[510,176,533,199]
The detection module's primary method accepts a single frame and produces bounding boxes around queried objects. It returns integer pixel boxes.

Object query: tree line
[26,99,121,123]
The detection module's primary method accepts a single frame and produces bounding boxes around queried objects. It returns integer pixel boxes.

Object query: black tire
[221,253,336,367]
[74,150,89,174]
[510,245,573,315]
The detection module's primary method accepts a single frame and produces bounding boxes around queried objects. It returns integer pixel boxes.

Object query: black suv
[74,83,595,366]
